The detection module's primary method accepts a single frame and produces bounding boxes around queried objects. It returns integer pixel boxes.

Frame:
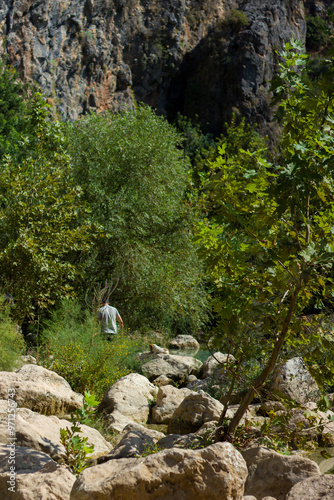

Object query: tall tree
[67,105,207,332]
[197,39,334,442]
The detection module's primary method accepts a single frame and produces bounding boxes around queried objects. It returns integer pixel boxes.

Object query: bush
[38,299,146,398]
[0,301,25,371]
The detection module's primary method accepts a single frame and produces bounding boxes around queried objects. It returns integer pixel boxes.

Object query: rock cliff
[0,0,309,134]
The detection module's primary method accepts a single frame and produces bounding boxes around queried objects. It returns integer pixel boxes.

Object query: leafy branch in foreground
[60,391,99,475]
[197,38,334,443]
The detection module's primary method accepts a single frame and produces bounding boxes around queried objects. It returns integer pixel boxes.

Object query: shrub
[38,299,146,398]
[0,300,25,371]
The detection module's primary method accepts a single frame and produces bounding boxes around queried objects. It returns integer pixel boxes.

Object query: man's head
[102,296,109,305]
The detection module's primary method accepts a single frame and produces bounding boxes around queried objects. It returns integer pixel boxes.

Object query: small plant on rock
[60,391,100,475]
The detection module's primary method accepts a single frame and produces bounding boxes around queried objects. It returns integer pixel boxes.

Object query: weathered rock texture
[0,444,75,500]
[0,0,306,136]
[70,442,248,500]
[0,405,112,460]
[141,353,202,384]
[151,384,194,424]
[242,446,320,500]
[0,365,83,416]
[286,474,334,500]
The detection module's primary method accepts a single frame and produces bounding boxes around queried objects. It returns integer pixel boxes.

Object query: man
[97,297,123,340]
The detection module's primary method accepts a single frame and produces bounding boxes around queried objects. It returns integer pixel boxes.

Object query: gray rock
[286,474,334,499]
[141,353,202,384]
[101,424,164,459]
[168,390,224,434]
[168,334,200,350]
[201,352,236,379]
[269,357,321,403]
[151,385,195,425]
[242,446,320,500]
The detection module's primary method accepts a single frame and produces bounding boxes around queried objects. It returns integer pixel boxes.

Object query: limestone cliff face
[0,0,306,134]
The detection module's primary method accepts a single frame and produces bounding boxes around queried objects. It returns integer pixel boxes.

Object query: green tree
[66,105,207,332]
[0,94,95,323]
[197,39,334,442]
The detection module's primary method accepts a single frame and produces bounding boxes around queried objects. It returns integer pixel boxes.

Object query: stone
[269,357,320,403]
[141,353,202,384]
[0,406,112,460]
[0,444,75,500]
[201,352,236,379]
[152,374,175,387]
[151,385,194,424]
[100,424,164,460]
[168,390,224,434]
[70,442,248,500]
[0,364,83,416]
[168,334,200,350]
[101,373,157,425]
[286,474,334,499]
[158,422,216,450]
[242,446,321,500]
[103,410,136,433]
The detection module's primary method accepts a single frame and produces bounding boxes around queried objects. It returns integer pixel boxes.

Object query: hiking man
[97,297,123,340]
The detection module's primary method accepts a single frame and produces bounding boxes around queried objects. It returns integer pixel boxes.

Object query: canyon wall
[0,0,307,134]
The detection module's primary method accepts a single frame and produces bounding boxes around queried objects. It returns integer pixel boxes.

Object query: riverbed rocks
[0,443,75,500]
[0,364,83,416]
[269,357,321,404]
[141,353,202,384]
[70,442,248,500]
[168,334,200,351]
[286,473,334,499]
[242,446,321,500]
[151,385,194,424]
[168,390,224,434]
[0,406,111,460]
[101,373,158,429]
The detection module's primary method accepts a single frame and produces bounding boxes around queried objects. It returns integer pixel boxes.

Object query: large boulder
[168,391,224,434]
[201,352,235,379]
[0,365,83,416]
[151,385,194,424]
[157,422,217,450]
[0,444,75,500]
[242,446,321,500]
[141,353,202,384]
[269,357,320,404]
[168,335,200,350]
[70,442,248,500]
[286,474,334,499]
[101,423,165,459]
[0,405,112,460]
[101,373,157,426]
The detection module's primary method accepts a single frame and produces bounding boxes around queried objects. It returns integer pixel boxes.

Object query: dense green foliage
[197,39,334,440]
[306,16,330,51]
[66,106,207,332]
[0,299,25,370]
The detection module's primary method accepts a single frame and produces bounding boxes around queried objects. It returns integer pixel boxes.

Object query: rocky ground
[0,334,334,499]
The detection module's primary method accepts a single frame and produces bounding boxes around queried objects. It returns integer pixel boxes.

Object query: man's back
[98,304,119,335]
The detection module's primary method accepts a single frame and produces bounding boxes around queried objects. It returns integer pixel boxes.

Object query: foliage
[197,38,334,441]
[60,391,98,475]
[0,298,25,370]
[140,442,162,456]
[66,105,207,333]
[0,94,96,323]
[306,16,330,51]
[225,9,250,30]
[39,299,146,398]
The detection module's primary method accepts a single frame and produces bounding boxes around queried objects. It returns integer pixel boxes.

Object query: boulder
[100,424,165,459]
[201,352,235,379]
[269,357,320,404]
[286,474,334,499]
[168,335,200,350]
[151,385,194,424]
[0,364,83,416]
[157,422,217,450]
[70,442,248,500]
[152,374,175,387]
[101,373,157,426]
[0,444,75,500]
[168,390,224,434]
[0,406,112,460]
[242,446,321,500]
[141,353,202,384]
[103,410,136,433]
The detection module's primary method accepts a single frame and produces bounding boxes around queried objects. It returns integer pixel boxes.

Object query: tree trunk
[216,277,303,443]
